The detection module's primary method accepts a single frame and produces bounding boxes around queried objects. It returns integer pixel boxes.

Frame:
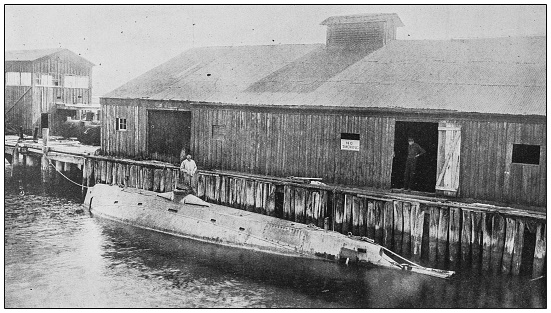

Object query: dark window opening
[212,125,226,140]
[512,144,540,165]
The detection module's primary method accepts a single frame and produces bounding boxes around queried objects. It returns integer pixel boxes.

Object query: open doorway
[391,121,438,192]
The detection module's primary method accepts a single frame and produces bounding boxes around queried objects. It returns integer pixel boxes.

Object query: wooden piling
[112,162,119,185]
[283,185,292,220]
[461,209,472,265]
[410,202,424,262]
[501,217,516,274]
[334,193,344,233]
[153,168,162,192]
[428,206,440,264]
[321,191,328,227]
[449,207,461,267]
[246,180,256,212]
[383,201,393,249]
[471,211,482,269]
[255,182,263,214]
[55,161,63,184]
[491,214,505,273]
[197,174,205,199]
[214,175,221,204]
[393,201,403,254]
[265,183,276,217]
[343,194,353,234]
[105,161,113,185]
[351,196,360,235]
[402,202,411,256]
[437,207,450,267]
[481,213,492,271]
[358,197,366,237]
[511,220,525,275]
[374,201,383,244]
[306,190,317,225]
[294,188,306,223]
[532,223,546,278]
[366,200,376,240]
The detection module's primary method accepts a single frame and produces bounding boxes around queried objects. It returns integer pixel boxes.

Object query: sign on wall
[341,133,360,151]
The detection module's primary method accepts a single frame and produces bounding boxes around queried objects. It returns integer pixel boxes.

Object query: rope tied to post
[47,159,87,188]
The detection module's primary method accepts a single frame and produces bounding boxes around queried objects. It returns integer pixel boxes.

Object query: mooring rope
[47,159,87,188]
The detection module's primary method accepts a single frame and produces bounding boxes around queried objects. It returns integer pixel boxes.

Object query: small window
[20,72,32,86]
[212,125,226,140]
[52,73,61,87]
[116,118,127,131]
[6,72,21,85]
[512,144,540,165]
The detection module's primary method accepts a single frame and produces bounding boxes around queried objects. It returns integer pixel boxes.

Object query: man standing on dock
[402,137,425,191]
[180,154,197,187]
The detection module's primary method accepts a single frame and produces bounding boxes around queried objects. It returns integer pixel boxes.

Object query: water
[4,172,546,308]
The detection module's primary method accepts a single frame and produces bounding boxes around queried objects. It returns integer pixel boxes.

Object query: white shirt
[180,159,197,176]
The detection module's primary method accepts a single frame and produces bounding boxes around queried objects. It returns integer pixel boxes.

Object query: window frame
[115,117,128,131]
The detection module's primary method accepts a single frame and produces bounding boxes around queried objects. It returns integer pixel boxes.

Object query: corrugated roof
[320,13,404,27]
[5,48,65,61]
[104,36,546,116]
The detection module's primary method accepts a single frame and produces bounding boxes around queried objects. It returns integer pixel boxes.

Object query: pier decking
[5,135,546,277]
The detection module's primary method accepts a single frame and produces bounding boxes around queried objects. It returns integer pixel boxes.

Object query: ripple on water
[4,181,547,308]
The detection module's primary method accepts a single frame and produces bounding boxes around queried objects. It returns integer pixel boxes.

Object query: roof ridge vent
[321,13,404,51]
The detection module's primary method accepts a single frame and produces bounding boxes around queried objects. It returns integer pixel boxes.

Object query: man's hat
[408,137,414,141]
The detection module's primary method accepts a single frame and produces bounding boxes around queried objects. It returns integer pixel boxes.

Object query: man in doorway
[402,137,425,191]
[180,154,197,188]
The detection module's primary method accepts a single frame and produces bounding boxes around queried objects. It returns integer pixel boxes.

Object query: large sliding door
[148,110,191,164]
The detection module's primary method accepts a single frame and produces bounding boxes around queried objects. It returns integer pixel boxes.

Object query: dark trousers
[403,157,417,190]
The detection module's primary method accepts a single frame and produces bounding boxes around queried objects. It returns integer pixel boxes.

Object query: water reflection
[4,174,546,308]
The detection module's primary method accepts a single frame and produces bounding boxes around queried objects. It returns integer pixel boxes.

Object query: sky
[4,4,546,97]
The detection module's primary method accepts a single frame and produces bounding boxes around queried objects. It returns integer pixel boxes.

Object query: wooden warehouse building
[101,13,546,208]
[5,48,94,135]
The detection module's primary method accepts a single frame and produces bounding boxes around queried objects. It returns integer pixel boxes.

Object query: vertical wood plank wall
[100,99,545,207]
[5,53,92,134]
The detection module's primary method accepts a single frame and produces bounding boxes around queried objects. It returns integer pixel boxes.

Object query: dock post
[532,223,546,278]
[382,201,393,249]
[40,128,50,183]
[471,211,482,270]
[402,202,411,257]
[428,207,440,265]
[81,159,88,193]
[501,217,516,274]
[11,145,20,177]
[352,196,361,235]
[481,213,492,271]
[334,193,344,233]
[358,197,366,237]
[511,220,525,275]
[55,161,63,185]
[342,194,353,234]
[437,207,450,267]
[461,209,473,266]
[491,214,505,273]
[410,202,424,262]
[448,207,461,268]
[366,200,375,239]
[283,185,292,221]
[373,201,383,244]
[392,201,403,254]
[265,183,276,217]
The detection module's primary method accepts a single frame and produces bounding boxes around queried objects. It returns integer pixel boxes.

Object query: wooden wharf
[5,135,546,278]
